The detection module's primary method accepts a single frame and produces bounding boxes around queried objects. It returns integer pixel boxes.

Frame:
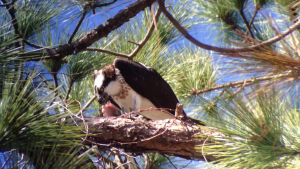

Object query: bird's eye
[100,87,104,93]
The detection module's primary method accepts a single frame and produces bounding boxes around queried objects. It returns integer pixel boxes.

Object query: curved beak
[97,92,109,105]
[95,86,109,105]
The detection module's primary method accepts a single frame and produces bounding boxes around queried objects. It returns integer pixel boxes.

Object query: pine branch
[2,0,20,48]
[0,0,13,6]
[190,75,283,95]
[91,0,117,8]
[249,5,260,28]
[84,117,222,162]
[127,6,161,59]
[22,38,45,49]
[85,48,129,58]
[84,6,161,59]
[68,9,87,44]
[157,0,300,53]
[30,0,156,60]
[65,79,74,101]
[239,7,254,39]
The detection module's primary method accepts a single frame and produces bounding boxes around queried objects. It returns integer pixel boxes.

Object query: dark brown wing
[114,58,180,115]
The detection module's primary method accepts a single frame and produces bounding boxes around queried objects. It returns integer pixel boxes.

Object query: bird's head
[94,64,118,104]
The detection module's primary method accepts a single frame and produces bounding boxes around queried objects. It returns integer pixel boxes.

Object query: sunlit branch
[157,0,300,53]
[84,117,221,161]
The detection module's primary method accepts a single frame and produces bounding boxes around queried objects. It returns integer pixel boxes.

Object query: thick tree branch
[84,117,221,162]
[157,0,300,53]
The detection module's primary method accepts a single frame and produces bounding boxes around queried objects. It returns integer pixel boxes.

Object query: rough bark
[84,117,222,162]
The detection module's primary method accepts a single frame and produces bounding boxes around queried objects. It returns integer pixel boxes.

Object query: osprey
[94,58,182,120]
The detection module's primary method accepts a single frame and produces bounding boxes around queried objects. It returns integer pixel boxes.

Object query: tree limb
[157,0,300,53]
[84,117,221,162]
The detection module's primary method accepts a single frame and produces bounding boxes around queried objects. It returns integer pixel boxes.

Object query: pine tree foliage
[1,0,300,168]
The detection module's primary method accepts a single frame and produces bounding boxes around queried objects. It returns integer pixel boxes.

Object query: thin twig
[76,95,96,116]
[1,150,14,169]
[128,40,140,46]
[233,80,247,95]
[85,48,129,58]
[191,75,284,95]
[157,0,300,53]
[64,79,74,101]
[115,161,141,169]
[23,38,45,49]
[163,154,177,169]
[2,0,20,48]
[127,6,161,59]
[119,107,175,118]
[202,137,209,163]
[49,73,59,106]
[91,0,118,8]
[84,5,161,59]
[249,5,260,28]
[0,0,13,6]
[239,7,254,39]
[68,9,87,44]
